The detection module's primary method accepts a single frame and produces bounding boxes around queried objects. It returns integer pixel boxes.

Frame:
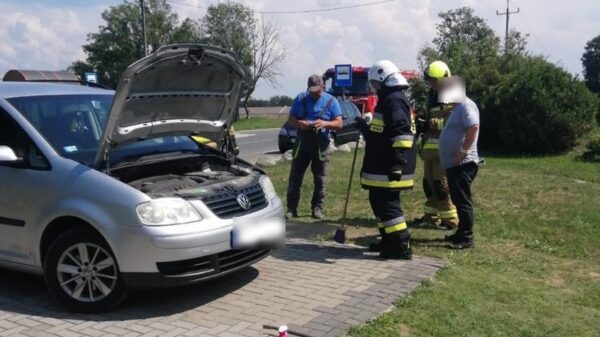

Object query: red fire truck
[323,66,418,113]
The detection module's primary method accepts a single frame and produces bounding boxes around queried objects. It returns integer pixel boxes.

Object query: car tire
[43,228,128,313]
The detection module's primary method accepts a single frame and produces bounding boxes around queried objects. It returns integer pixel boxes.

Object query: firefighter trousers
[286,141,329,212]
[421,151,458,226]
[368,188,410,241]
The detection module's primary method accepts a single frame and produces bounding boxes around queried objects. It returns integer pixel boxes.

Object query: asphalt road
[236,128,280,163]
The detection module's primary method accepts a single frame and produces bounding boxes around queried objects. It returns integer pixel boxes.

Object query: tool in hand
[336,120,364,244]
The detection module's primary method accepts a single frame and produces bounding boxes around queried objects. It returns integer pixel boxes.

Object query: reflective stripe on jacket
[360,86,417,191]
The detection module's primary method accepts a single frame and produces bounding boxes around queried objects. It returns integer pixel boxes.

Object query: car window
[0,108,50,170]
[8,95,203,166]
[339,102,358,119]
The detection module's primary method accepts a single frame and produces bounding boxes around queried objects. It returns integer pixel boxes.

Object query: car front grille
[156,249,270,277]
[200,183,268,218]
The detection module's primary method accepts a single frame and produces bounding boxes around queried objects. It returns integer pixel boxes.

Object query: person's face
[428,78,439,91]
[309,85,324,100]
[368,80,381,93]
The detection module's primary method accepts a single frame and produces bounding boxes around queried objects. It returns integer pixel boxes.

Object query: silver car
[0,44,285,312]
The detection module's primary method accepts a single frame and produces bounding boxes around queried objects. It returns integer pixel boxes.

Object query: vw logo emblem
[236,194,251,210]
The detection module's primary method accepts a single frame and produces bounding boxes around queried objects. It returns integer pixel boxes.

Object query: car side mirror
[0,145,24,167]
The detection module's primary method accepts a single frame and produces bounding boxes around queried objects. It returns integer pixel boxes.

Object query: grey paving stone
[0,238,444,337]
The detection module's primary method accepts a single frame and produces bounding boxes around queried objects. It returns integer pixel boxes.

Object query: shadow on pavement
[0,266,258,320]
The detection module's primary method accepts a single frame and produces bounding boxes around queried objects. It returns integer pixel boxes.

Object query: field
[264,136,600,337]
[233,115,285,131]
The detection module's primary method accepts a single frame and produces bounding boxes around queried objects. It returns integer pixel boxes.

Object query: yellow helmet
[425,61,451,79]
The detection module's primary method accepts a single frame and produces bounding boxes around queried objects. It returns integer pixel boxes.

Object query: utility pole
[496,0,520,51]
[140,0,148,56]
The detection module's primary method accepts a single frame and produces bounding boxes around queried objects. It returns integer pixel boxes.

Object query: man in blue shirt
[286,74,342,219]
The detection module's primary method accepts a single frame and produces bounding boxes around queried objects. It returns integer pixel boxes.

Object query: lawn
[233,115,285,131]
[263,138,600,337]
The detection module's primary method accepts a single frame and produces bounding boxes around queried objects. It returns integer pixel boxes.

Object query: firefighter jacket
[360,86,417,191]
[421,91,452,154]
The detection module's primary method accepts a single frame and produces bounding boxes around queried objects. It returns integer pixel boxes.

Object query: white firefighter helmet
[368,60,408,87]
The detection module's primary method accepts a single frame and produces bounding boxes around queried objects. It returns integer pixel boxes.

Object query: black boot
[369,228,385,252]
[379,232,412,260]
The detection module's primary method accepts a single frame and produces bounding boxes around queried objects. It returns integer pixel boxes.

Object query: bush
[587,135,600,153]
[477,55,599,155]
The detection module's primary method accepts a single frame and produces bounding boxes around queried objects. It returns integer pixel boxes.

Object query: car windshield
[8,94,203,166]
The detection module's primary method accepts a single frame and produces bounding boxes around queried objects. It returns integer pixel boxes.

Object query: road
[236,128,280,163]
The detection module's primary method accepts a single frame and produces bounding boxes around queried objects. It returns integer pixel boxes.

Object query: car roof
[0,82,114,99]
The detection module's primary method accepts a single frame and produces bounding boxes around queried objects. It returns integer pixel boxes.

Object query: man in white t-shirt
[438,76,480,249]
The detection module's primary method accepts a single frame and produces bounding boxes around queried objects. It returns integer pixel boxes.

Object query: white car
[0,44,285,312]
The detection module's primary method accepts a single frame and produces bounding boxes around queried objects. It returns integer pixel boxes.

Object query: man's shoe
[379,240,412,260]
[411,214,440,227]
[444,232,462,242]
[285,209,298,220]
[311,207,323,219]
[448,239,474,250]
[436,221,458,231]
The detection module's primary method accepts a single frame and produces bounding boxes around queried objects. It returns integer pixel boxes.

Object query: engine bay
[109,153,261,199]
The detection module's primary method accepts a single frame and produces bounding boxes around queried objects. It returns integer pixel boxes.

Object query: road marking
[235,133,255,139]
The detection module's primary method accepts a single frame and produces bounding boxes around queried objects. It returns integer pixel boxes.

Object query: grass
[264,135,600,337]
[233,115,285,131]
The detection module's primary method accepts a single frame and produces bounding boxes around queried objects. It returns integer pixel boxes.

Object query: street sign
[84,72,98,83]
[334,64,352,87]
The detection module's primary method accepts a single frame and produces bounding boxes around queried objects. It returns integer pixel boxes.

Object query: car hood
[93,44,250,168]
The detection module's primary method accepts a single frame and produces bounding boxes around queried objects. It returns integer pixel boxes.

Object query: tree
[200,2,285,118]
[415,7,598,154]
[269,95,293,107]
[200,2,255,67]
[69,0,200,88]
[419,7,500,77]
[582,35,600,125]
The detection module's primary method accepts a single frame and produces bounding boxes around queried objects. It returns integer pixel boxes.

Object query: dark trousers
[446,162,478,239]
[368,188,409,240]
[286,144,328,211]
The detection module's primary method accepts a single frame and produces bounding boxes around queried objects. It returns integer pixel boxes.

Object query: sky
[0,0,598,99]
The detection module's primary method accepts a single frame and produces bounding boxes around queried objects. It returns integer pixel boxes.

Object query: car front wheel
[44,228,128,312]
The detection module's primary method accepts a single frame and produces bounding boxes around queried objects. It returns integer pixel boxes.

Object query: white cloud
[0,2,105,76]
[1,0,598,99]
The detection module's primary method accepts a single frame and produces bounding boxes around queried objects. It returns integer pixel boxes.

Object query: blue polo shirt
[290,91,341,139]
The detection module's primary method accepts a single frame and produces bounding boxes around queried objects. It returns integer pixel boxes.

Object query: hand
[353,116,368,132]
[388,168,403,181]
[453,151,467,165]
[297,120,313,130]
[313,119,328,130]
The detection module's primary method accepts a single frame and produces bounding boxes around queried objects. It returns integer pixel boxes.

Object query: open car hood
[93,44,249,168]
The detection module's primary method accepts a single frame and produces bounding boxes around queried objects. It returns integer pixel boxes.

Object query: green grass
[233,115,285,131]
[264,140,600,337]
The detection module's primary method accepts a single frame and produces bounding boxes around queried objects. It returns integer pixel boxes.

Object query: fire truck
[323,66,419,113]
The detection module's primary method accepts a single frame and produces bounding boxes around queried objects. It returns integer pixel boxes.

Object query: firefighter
[359,59,416,260]
[413,61,458,230]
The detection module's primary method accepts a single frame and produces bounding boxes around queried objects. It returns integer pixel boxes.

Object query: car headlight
[136,198,202,226]
[278,128,288,136]
[259,175,278,200]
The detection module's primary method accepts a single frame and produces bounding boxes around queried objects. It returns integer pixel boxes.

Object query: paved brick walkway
[0,236,444,337]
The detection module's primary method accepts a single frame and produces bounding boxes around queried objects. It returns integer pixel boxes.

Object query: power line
[167,0,396,14]
[496,0,520,51]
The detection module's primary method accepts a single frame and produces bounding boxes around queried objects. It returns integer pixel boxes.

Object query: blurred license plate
[231,217,285,249]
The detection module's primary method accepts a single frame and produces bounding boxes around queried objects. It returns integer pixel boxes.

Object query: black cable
[167,0,396,14]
